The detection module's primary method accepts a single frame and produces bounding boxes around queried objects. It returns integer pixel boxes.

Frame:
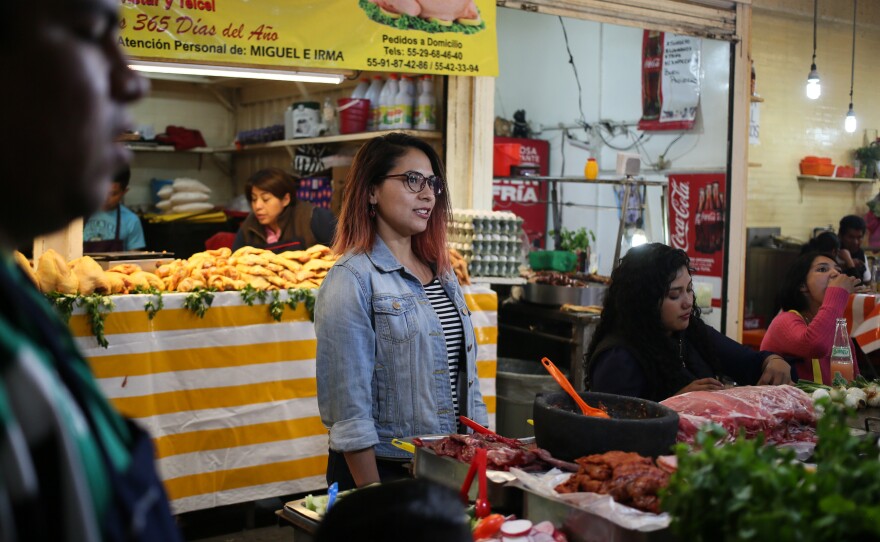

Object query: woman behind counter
[232,167,336,252]
[585,243,793,402]
[760,251,860,384]
[315,133,488,490]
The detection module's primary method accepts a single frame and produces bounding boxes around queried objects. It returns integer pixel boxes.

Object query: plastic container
[415,75,436,130]
[528,250,576,272]
[379,74,399,130]
[497,358,566,438]
[337,98,370,134]
[351,78,370,100]
[364,76,384,131]
[396,75,415,129]
[322,96,338,136]
[584,158,598,180]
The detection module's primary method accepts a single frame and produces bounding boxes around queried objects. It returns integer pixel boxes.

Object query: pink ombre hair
[333,133,451,273]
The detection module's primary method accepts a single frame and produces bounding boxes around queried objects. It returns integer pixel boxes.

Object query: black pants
[326,450,412,491]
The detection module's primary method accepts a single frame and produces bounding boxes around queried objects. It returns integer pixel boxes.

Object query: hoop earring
[369,203,376,218]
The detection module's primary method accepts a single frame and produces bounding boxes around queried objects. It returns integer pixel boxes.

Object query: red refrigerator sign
[492,137,550,248]
[668,172,726,282]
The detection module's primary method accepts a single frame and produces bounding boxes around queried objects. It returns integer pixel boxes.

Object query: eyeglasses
[383,171,444,195]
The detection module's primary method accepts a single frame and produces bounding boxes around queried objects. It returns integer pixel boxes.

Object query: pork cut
[660,385,816,445]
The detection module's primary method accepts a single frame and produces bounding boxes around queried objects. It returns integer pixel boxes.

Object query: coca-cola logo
[644,58,661,69]
[670,179,690,251]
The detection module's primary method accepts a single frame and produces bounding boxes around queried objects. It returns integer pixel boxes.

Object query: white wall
[495,9,732,280]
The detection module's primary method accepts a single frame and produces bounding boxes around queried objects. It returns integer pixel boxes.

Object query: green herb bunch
[663,399,880,541]
[549,227,596,252]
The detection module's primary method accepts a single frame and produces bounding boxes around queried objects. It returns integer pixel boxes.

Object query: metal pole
[613,180,632,269]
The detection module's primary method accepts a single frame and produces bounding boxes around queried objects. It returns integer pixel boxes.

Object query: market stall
[68,285,498,514]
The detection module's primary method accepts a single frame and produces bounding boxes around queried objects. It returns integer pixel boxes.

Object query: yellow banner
[119,0,498,77]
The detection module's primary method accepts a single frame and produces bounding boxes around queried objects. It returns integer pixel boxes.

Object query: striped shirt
[424,278,464,416]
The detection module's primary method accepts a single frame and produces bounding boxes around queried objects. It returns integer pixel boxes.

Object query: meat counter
[67,285,498,514]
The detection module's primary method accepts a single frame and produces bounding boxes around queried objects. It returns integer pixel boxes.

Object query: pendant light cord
[811,0,818,65]
[849,0,856,105]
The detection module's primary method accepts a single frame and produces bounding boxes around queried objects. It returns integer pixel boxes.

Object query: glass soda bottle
[829,317,854,382]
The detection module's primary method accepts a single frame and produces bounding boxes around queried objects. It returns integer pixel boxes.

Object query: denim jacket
[315,236,488,459]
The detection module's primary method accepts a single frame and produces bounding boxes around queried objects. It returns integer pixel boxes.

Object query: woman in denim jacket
[315,133,488,489]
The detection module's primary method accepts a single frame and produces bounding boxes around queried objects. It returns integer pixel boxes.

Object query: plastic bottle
[415,75,436,130]
[364,76,384,131]
[584,157,599,180]
[378,74,399,130]
[322,96,338,136]
[830,317,854,382]
[396,75,415,129]
[351,77,370,100]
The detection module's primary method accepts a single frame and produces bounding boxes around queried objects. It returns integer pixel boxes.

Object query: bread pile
[449,247,470,285]
[16,245,339,295]
[156,178,214,214]
[154,245,337,292]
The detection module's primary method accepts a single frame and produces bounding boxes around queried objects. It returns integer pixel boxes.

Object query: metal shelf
[796,175,875,184]
[496,176,669,267]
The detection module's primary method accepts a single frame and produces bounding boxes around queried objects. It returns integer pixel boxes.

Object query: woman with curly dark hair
[585,243,793,401]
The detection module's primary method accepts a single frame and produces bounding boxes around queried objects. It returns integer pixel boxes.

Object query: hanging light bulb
[844,0,857,132]
[806,64,821,99]
[845,104,857,133]
[806,0,821,100]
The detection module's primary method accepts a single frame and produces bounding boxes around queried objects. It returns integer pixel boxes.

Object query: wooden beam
[498,0,737,39]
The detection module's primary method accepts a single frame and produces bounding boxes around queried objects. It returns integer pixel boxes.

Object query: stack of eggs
[447,210,524,278]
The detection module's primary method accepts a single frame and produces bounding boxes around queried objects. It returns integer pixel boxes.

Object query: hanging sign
[638,31,701,131]
[668,172,726,306]
[118,0,498,77]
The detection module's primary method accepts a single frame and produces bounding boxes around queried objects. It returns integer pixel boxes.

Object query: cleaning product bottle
[415,75,436,130]
[322,96,338,136]
[364,75,384,131]
[351,77,370,100]
[584,157,599,180]
[396,75,414,129]
[379,74,399,130]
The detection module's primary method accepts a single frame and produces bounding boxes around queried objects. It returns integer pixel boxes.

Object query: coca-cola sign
[670,178,690,251]
[667,172,726,281]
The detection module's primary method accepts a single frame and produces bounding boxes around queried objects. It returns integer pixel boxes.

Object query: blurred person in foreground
[232,167,336,253]
[761,251,862,384]
[585,243,793,402]
[315,133,487,490]
[315,479,471,542]
[0,1,181,540]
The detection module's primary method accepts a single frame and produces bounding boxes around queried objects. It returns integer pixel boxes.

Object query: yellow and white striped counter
[70,285,497,513]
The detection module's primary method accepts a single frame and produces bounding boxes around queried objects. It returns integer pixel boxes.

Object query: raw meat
[660,385,817,445]
[413,433,577,472]
[369,0,480,23]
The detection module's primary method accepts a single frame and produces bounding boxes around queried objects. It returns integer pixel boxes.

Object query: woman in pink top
[761,252,860,384]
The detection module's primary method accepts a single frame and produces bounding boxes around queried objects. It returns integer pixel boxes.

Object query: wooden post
[725,2,751,342]
[445,75,495,211]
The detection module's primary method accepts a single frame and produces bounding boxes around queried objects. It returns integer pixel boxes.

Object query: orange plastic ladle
[540,357,610,419]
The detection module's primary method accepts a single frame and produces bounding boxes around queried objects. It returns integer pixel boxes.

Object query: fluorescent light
[128,61,344,84]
